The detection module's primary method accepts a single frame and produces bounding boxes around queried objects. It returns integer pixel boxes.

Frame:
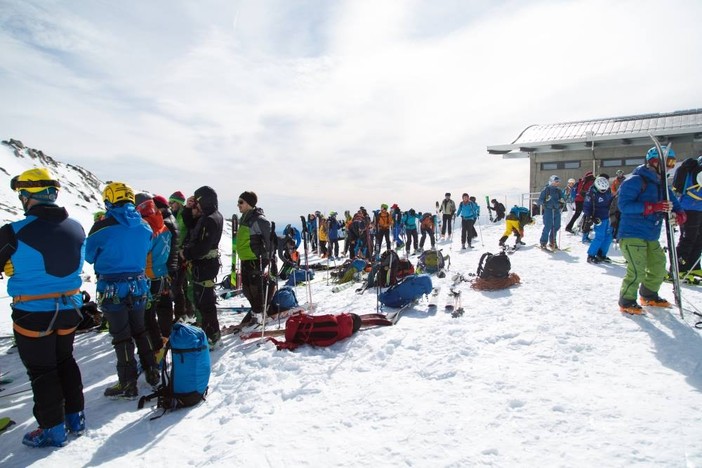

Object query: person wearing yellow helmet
[1,167,86,447]
[85,181,160,399]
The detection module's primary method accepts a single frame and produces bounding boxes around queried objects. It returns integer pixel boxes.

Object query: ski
[446,288,464,318]
[427,287,441,309]
[217,306,252,313]
[220,307,305,338]
[485,195,493,222]
[649,133,683,319]
[0,417,16,433]
[332,281,357,293]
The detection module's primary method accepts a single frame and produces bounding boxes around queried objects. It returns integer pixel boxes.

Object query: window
[624,158,644,166]
[601,159,623,167]
[540,161,581,170]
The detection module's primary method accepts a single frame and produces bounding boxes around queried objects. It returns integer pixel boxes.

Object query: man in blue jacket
[456,193,479,249]
[618,146,686,314]
[1,168,86,448]
[538,175,565,250]
[86,182,159,398]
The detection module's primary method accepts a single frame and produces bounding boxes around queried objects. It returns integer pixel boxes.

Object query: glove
[593,217,602,226]
[674,211,687,226]
[3,259,13,277]
[583,216,593,226]
[643,201,671,215]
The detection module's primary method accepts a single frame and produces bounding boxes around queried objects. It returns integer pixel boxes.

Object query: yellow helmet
[103,182,135,206]
[11,167,61,193]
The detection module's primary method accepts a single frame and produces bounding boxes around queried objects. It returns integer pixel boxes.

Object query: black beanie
[239,191,257,207]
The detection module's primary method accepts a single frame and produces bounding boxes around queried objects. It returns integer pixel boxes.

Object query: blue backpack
[138,323,210,416]
[378,274,433,308]
[284,269,315,286]
[271,286,299,312]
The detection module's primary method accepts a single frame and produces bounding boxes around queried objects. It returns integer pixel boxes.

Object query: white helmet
[594,176,609,192]
[568,178,576,184]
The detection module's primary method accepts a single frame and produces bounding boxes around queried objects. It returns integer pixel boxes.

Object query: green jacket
[236,208,271,262]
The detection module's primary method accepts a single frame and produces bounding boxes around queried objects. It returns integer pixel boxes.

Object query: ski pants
[420,227,435,249]
[619,238,667,302]
[145,277,166,352]
[565,201,583,231]
[172,259,193,318]
[441,214,453,236]
[102,296,156,385]
[12,308,84,429]
[587,219,613,258]
[405,229,418,253]
[376,228,391,252]
[461,218,476,246]
[540,208,561,245]
[676,210,702,272]
[241,260,276,316]
[502,220,523,240]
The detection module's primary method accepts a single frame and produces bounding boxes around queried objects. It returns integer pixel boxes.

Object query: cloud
[0,0,701,225]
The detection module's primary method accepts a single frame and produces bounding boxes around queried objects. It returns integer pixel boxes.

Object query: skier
[439,193,456,239]
[610,170,626,195]
[152,194,179,338]
[456,193,478,249]
[583,177,614,264]
[565,171,595,233]
[499,206,532,249]
[617,146,686,314]
[327,211,342,259]
[419,212,436,251]
[488,199,506,222]
[87,182,159,399]
[537,175,565,250]
[168,191,194,321]
[2,168,86,447]
[402,209,420,255]
[675,160,702,276]
[375,204,393,253]
[390,204,404,249]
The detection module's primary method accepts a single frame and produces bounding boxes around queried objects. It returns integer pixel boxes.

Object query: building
[487,108,702,194]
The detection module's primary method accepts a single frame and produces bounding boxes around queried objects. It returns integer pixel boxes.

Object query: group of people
[0,169,275,447]
[536,146,702,315]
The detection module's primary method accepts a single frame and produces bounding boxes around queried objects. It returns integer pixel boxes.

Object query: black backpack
[477,252,511,279]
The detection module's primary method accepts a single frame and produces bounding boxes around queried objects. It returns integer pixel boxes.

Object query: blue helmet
[646,145,676,161]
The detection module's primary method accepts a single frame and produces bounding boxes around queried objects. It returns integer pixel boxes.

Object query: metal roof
[487,108,702,158]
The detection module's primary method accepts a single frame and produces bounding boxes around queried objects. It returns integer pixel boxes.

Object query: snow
[2,146,702,466]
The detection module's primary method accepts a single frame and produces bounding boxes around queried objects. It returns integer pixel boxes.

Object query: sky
[1,0,702,224]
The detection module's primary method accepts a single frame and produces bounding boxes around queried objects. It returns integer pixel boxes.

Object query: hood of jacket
[106,203,145,228]
[194,186,218,215]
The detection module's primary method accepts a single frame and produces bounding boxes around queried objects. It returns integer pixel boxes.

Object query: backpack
[378,274,433,308]
[396,258,415,280]
[270,286,299,312]
[284,269,314,287]
[477,252,511,279]
[376,250,401,287]
[420,213,434,230]
[269,313,362,350]
[417,249,447,274]
[138,323,210,417]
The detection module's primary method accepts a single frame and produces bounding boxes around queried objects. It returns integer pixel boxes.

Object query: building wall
[529,139,702,192]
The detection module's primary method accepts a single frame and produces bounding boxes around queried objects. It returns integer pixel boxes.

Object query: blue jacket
[618,164,682,241]
[327,216,342,241]
[401,212,419,231]
[1,204,85,312]
[679,182,702,212]
[583,187,614,220]
[86,203,152,296]
[538,185,564,210]
[456,201,479,220]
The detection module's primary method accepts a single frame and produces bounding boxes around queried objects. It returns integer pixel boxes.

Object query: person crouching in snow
[498,206,532,249]
[583,177,614,264]
[617,146,686,315]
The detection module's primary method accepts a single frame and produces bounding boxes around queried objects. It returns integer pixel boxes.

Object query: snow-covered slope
[1,142,702,467]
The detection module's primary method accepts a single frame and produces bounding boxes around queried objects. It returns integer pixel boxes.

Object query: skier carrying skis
[617,146,686,314]
[583,177,614,264]
[537,175,565,250]
[439,193,456,239]
[456,193,478,249]
[2,168,86,447]
[488,199,506,222]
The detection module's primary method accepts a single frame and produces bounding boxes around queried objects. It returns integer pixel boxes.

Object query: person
[327,211,342,259]
[306,214,318,252]
[565,171,595,233]
[488,199,506,222]
[456,193,478,249]
[236,191,276,327]
[342,210,353,257]
[564,178,577,211]
[152,194,179,337]
[401,209,420,256]
[278,224,301,279]
[468,196,481,241]
[617,146,686,314]
[583,177,614,264]
[318,214,329,258]
[86,182,159,399]
[169,191,193,321]
[419,211,436,251]
[1,168,85,447]
[391,204,404,249]
[181,186,224,348]
[538,175,565,250]
[610,170,626,195]
[439,193,456,239]
[499,206,532,249]
[134,194,173,359]
[674,160,702,275]
[375,204,393,252]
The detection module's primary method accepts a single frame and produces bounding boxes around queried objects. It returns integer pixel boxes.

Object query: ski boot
[104,380,138,400]
[619,298,644,315]
[22,423,67,448]
[65,411,85,436]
